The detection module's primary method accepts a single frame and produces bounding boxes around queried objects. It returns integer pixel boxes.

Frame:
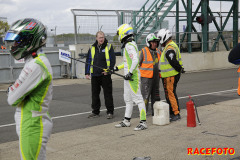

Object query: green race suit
[8,53,53,160]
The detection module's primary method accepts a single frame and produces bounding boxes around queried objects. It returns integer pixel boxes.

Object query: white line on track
[51,106,126,120]
[0,123,15,128]
[178,89,237,100]
[0,89,237,128]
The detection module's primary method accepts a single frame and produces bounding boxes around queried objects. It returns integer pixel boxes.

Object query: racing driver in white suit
[5,18,53,160]
[114,24,147,131]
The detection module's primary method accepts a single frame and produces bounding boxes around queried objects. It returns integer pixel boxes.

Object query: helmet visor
[4,32,21,41]
[4,32,27,60]
[4,32,22,51]
[4,41,23,60]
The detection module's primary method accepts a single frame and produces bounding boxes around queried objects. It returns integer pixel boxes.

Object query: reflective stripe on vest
[90,43,111,73]
[139,47,160,78]
[160,41,183,78]
[238,66,240,95]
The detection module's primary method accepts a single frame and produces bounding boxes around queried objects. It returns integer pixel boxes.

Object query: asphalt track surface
[0,68,239,144]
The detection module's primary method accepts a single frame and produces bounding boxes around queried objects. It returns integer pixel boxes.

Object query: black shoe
[107,113,113,119]
[88,113,100,118]
[170,114,181,122]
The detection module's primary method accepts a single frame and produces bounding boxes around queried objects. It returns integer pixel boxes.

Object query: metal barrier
[0,51,68,83]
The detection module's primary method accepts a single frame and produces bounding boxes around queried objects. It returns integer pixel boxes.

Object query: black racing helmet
[4,18,47,60]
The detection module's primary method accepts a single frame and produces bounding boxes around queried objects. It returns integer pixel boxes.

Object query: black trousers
[91,75,114,115]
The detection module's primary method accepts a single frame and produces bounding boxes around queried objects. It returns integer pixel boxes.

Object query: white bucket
[152,101,170,125]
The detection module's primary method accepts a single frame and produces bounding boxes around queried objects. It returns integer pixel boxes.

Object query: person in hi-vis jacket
[157,28,185,122]
[85,31,116,119]
[114,24,147,131]
[139,33,161,116]
[5,18,53,160]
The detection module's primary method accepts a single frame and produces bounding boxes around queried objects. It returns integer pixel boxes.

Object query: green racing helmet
[4,18,47,60]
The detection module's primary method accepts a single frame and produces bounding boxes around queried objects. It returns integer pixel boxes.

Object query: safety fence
[172,30,237,52]
[0,51,68,83]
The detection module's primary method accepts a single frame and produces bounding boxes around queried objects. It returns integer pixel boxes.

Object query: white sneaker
[115,119,131,128]
[134,121,148,131]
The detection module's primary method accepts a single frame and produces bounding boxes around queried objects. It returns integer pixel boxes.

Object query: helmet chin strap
[24,45,37,58]
[149,43,152,49]
[162,40,168,47]
[27,46,33,51]
[121,35,134,49]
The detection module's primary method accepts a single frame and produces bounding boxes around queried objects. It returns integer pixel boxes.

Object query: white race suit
[7,53,53,160]
[118,41,146,120]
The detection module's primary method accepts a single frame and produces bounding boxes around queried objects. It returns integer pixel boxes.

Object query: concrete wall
[181,51,236,72]
[71,43,237,79]
[111,51,237,80]
[115,51,236,73]
[97,50,238,80]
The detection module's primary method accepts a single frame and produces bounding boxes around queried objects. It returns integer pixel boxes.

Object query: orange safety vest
[139,47,161,78]
[238,66,240,95]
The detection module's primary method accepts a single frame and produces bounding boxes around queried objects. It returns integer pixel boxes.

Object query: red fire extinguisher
[186,95,196,127]
[186,95,201,127]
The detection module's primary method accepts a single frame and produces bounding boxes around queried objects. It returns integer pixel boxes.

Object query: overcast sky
[0,0,238,35]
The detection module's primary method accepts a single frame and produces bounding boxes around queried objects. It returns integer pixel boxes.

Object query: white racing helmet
[157,28,172,44]
[146,33,159,47]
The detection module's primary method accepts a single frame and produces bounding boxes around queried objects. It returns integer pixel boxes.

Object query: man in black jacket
[85,31,116,119]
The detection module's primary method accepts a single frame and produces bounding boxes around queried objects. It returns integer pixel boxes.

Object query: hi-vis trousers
[162,73,180,115]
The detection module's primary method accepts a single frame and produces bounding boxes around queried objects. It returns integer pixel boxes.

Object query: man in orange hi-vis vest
[139,33,161,116]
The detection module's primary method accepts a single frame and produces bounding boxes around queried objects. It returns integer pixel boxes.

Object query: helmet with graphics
[156,28,172,45]
[146,33,160,48]
[117,24,134,43]
[4,18,47,60]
